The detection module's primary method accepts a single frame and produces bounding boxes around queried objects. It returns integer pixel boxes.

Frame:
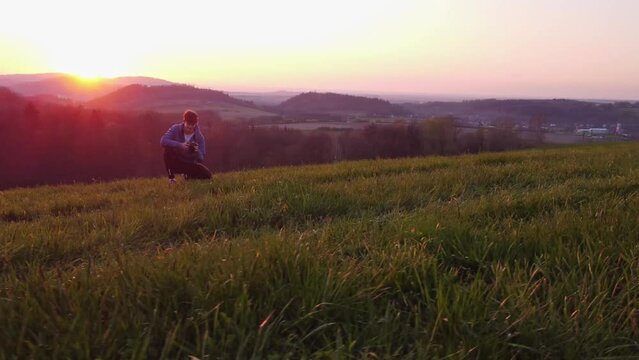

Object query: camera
[187,142,197,153]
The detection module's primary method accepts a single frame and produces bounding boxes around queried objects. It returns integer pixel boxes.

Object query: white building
[575,128,609,136]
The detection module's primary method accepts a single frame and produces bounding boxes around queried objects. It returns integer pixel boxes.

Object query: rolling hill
[86,84,277,120]
[1,73,174,100]
[0,86,25,105]
[2,143,639,358]
[0,73,63,87]
[229,90,299,106]
[0,87,27,118]
[278,91,410,116]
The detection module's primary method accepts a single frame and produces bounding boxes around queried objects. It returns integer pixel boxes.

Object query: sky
[1,0,638,100]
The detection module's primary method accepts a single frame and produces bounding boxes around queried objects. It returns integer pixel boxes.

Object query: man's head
[183,110,198,134]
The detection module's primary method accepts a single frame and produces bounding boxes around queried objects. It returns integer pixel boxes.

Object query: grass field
[1,143,639,358]
[119,100,278,121]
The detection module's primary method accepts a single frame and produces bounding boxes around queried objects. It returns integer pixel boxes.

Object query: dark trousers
[164,151,212,180]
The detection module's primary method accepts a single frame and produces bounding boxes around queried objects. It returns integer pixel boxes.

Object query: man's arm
[160,125,184,149]
[195,130,206,162]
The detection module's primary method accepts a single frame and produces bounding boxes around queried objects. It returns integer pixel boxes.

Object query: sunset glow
[47,52,130,79]
[1,0,638,99]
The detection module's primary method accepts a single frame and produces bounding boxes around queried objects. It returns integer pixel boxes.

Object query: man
[161,110,212,182]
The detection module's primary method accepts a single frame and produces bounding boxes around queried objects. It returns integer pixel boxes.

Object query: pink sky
[1,0,638,99]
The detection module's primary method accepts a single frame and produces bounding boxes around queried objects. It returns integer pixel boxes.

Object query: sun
[46,46,131,80]
[50,52,130,79]
[58,65,123,80]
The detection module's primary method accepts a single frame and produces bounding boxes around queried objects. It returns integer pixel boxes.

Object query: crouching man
[161,110,212,182]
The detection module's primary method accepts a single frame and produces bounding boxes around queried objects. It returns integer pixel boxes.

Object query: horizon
[1,0,638,101]
[3,71,637,103]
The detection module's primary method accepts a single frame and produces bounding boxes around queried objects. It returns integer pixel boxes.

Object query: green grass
[1,142,639,358]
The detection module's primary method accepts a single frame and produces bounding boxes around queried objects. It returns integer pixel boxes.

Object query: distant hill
[0,86,75,109]
[0,73,62,87]
[0,87,27,118]
[402,99,639,129]
[0,87,70,125]
[86,84,277,120]
[278,92,409,116]
[25,94,74,106]
[86,84,255,109]
[0,86,25,105]
[111,76,175,87]
[2,73,175,100]
[229,91,299,106]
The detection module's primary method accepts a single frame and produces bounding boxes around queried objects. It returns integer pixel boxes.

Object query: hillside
[86,84,276,120]
[2,73,174,100]
[0,86,25,106]
[0,73,63,87]
[229,90,299,106]
[403,99,639,130]
[278,91,409,116]
[2,143,639,358]
[0,87,27,119]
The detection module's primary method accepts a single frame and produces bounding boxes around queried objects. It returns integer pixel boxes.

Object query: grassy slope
[122,101,277,120]
[1,143,639,358]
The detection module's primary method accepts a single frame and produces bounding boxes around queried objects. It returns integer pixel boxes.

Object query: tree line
[0,100,531,189]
